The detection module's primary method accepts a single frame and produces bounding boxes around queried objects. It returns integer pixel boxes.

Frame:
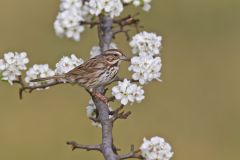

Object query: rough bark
[98,15,113,52]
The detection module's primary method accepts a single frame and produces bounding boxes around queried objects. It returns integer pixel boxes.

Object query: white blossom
[90,42,118,57]
[122,0,152,11]
[0,59,6,71]
[142,2,151,11]
[60,0,83,10]
[122,0,133,3]
[54,0,88,41]
[25,64,55,88]
[86,99,113,128]
[86,0,123,18]
[104,0,124,18]
[133,85,145,102]
[15,52,29,70]
[0,52,29,85]
[112,79,145,105]
[130,32,162,56]
[2,65,21,85]
[128,55,162,85]
[140,136,173,160]
[85,0,103,16]
[133,0,141,6]
[55,54,84,75]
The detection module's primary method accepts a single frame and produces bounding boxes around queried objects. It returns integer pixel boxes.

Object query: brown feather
[30,49,127,90]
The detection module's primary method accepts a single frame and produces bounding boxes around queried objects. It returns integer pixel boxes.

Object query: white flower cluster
[54,0,88,41]
[130,31,162,56]
[86,0,123,18]
[129,32,162,85]
[25,64,55,87]
[86,99,113,127]
[0,52,29,85]
[90,42,117,58]
[54,0,154,41]
[60,0,82,10]
[122,0,152,11]
[129,55,161,85]
[55,54,84,75]
[23,54,83,87]
[112,79,144,105]
[140,136,173,160]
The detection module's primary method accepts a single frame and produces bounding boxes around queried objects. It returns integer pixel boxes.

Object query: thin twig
[122,2,131,7]
[119,145,143,160]
[110,105,132,122]
[111,111,132,122]
[66,141,101,152]
[104,88,109,95]
[112,13,141,40]
[13,76,67,99]
[89,117,100,123]
[80,21,99,28]
[107,96,115,102]
[113,13,140,28]
[113,29,130,40]
[109,104,124,115]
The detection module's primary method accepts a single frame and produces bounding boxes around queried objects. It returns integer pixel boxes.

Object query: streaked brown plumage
[31,49,127,92]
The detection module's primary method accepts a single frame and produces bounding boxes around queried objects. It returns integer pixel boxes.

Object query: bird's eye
[106,56,114,62]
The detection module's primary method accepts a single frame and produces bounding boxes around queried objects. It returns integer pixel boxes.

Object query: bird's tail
[30,75,65,82]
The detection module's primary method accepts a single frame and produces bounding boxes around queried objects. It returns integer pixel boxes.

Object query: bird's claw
[94,92,108,104]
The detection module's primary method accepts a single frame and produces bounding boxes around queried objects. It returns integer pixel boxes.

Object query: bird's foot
[94,92,108,104]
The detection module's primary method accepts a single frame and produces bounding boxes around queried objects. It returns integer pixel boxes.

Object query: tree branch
[113,29,130,40]
[89,14,119,160]
[113,13,140,27]
[110,105,131,122]
[99,15,113,52]
[67,11,143,160]
[119,145,143,160]
[92,87,118,160]
[66,141,101,152]
[80,21,99,28]
[107,96,116,102]
[13,76,66,99]
[89,117,100,123]
[112,13,142,40]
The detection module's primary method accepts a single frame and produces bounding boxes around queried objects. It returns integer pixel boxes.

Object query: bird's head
[103,49,129,65]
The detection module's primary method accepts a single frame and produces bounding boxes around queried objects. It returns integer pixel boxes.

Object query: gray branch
[13,76,66,99]
[66,141,101,151]
[119,145,143,160]
[84,13,141,159]
[99,15,113,52]
[110,105,132,122]
[89,14,120,160]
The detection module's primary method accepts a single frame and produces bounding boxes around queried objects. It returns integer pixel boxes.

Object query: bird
[30,49,128,102]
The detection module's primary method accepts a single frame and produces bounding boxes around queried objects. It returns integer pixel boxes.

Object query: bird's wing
[66,56,107,76]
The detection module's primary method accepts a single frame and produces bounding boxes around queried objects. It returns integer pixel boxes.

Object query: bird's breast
[98,66,119,84]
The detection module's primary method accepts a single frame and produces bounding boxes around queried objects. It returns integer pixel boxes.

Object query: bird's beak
[120,55,130,61]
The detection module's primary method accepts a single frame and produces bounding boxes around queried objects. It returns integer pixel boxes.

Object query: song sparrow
[31,49,128,102]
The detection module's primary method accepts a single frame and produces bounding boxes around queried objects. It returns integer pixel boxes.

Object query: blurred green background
[0,0,239,159]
